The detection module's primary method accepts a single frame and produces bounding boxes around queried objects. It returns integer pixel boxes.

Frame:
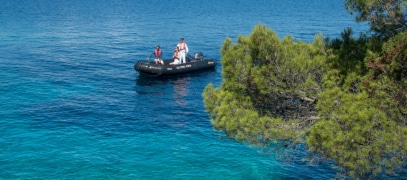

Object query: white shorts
[154,58,163,64]
[173,59,180,64]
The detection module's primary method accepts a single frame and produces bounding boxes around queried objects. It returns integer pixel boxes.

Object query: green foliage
[367,30,407,81]
[309,70,407,178]
[325,28,369,78]
[345,0,407,38]
[365,31,407,125]
[308,32,407,178]
[245,25,330,120]
[203,82,297,145]
[203,23,407,179]
[203,24,330,147]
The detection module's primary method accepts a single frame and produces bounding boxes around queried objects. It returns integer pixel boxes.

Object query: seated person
[146,45,164,65]
[170,47,180,65]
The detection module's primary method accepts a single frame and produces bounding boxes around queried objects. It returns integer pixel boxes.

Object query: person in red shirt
[147,45,164,65]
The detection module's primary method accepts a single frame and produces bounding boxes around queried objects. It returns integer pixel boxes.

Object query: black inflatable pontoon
[134,52,216,76]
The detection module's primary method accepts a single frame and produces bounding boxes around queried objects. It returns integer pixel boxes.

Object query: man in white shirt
[177,38,188,64]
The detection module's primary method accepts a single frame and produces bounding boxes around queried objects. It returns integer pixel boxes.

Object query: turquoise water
[1,0,369,179]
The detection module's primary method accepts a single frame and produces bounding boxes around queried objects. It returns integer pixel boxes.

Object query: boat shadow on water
[135,71,212,106]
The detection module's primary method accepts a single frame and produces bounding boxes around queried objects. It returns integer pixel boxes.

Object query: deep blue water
[1,0,369,179]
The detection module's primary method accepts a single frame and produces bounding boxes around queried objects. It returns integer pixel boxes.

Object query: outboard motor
[194,52,203,60]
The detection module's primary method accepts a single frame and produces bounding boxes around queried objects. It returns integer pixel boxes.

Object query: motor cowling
[194,52,203,60]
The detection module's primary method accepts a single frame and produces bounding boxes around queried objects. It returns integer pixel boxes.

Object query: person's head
[180,38,184,42]
[156,45,160,49]
[174,47,179,52]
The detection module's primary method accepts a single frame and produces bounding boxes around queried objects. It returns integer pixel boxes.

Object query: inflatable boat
[134,52,216,76]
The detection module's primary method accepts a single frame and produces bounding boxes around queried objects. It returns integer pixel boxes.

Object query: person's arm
[146,52,154,60]
[185,44,189,54]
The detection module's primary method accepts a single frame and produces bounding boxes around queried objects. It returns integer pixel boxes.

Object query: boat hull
[134,59,216,76]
